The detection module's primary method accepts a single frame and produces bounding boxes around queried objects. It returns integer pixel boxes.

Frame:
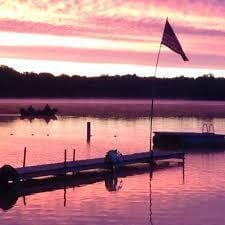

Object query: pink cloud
[1,45,225,71]
[0,0,224,73]
[0,1,224,34]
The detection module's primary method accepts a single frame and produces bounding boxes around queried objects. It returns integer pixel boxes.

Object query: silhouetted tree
[0,65,224,100]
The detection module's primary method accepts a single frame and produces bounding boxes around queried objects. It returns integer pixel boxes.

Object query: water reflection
[149,171,154,225]
[0,116,18,124]
[20,116,57,124]
[0,186,19,211]
[0,114,225,167]
[104,172,123,192]
[0,100,225,225]
[0,161,183,211]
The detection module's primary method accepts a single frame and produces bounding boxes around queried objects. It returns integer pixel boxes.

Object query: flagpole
[150,43,162,152]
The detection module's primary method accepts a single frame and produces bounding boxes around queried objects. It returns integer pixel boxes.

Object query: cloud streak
[1,0,224,36]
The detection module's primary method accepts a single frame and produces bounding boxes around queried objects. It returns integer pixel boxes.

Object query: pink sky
[0,0,225,77]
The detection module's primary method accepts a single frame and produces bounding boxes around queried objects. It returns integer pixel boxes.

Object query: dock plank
[16,151,184,180]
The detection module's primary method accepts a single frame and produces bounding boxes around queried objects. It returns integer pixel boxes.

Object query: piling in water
[64,149,67,176]
[73,149,76,175]
[87,122,91,142]
[73,149,76,161]
[23,147,27,168]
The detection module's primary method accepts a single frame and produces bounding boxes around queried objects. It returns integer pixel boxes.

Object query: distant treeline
[0,65,224,100]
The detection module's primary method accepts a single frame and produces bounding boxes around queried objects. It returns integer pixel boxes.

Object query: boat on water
[20,104,58,118]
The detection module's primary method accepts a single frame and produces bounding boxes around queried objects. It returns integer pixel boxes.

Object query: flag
[161,19,189,61]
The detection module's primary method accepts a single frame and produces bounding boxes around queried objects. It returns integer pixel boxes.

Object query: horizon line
[1,57,225,78]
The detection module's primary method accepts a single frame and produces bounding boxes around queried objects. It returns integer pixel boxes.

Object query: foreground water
[0,99,224,225]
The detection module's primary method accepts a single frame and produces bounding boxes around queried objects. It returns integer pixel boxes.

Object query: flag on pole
[161,19,189,61]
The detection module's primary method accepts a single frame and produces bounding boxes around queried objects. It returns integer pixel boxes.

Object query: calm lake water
[0,99,225,225]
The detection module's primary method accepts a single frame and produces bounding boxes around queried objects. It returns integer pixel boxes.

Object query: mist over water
[0,99,224,225]
[1,98,225,117]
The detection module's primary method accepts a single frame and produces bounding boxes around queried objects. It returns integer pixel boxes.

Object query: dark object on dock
[153,131,225,148]
[20,104,58,118]
[0,165,20,188]
[104,149,123,169]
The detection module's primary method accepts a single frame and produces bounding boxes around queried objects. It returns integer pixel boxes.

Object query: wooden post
[23,195,26,206]
[64,149,67,176]
[182,151,185,184]
[73,149,76,161]
[23,147,27,168]
[73,149,76,176]
[87,122,91,142]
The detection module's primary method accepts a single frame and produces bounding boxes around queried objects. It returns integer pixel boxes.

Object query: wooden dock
[16,150,184,180]
[0,160,184,211]
[153,131,225,148]
[0,150,184,210]
[0,150,184,190]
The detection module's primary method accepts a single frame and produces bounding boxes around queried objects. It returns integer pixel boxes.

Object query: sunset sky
[0,0,225,77]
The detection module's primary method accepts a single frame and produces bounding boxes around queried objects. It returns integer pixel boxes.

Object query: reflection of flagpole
[150,43,162,152]
[149,168,154,225]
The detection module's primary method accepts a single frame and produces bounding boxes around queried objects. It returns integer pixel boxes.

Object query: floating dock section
[153,132,225,148]
[0,150,184,187]
[0,160,184,211]
[17,151,184,180]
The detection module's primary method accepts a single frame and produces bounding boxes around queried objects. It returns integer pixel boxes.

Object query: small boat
[20,105,58,118]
